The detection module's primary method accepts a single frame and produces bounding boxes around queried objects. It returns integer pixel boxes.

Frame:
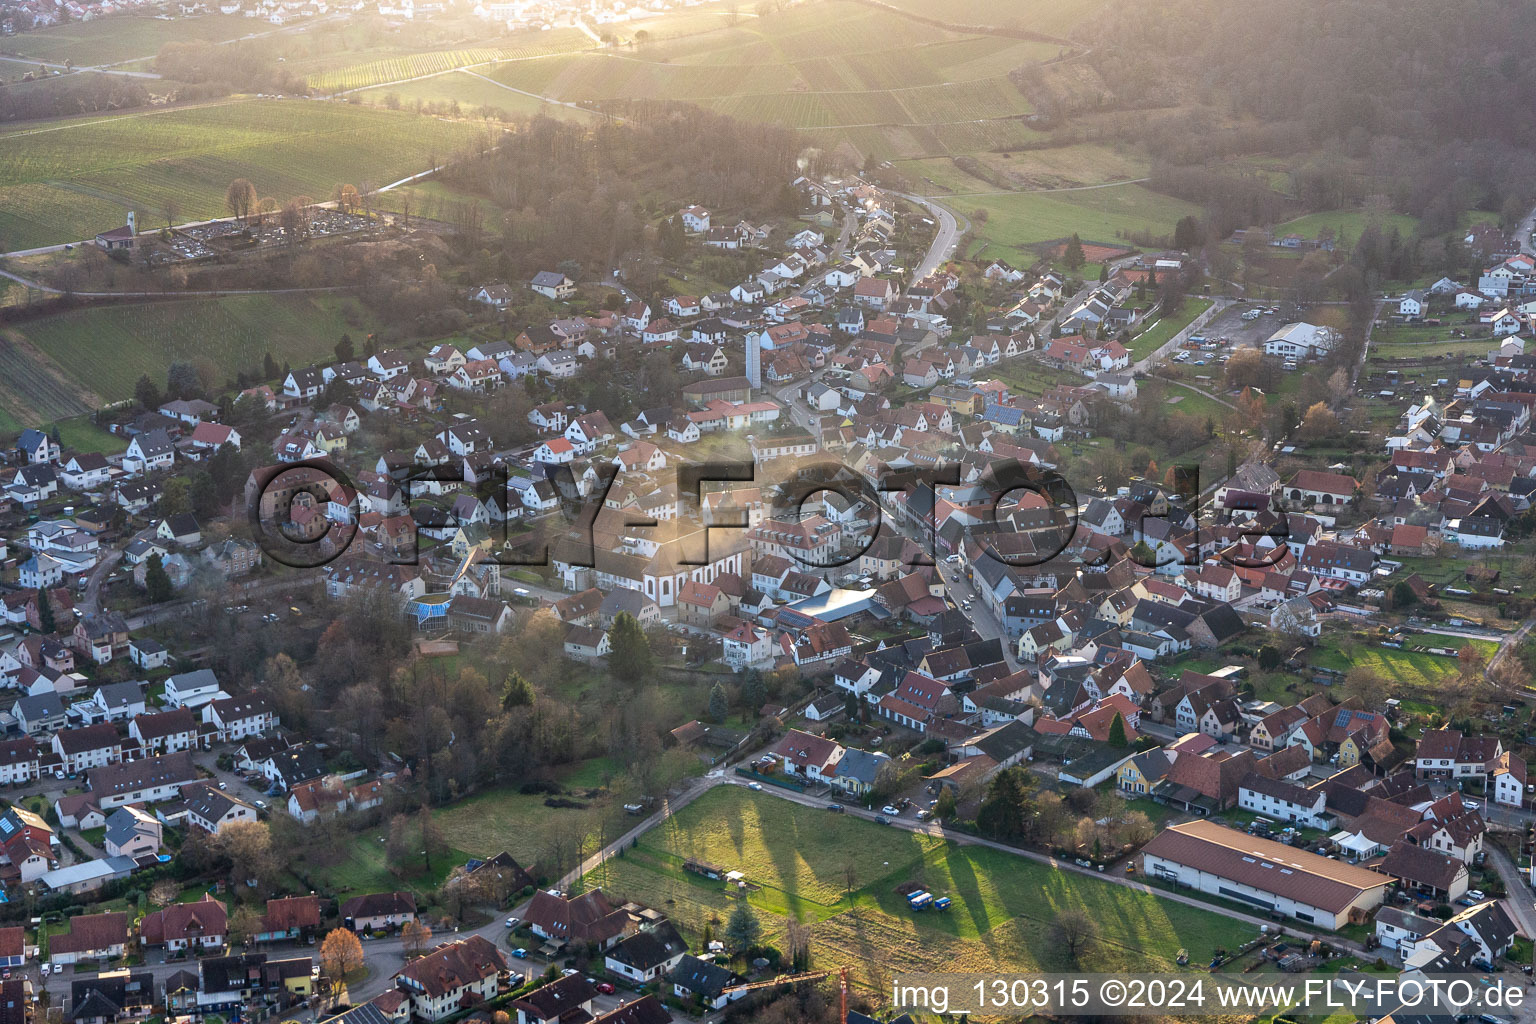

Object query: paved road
[896,192,967,280]
[79,525,155,617]
[931,556,1017,670]
[124,574,321,629]
[1131,297,1232,374]
[0,53,160,78]
[1486,848,1536,945]
[1517,203,1536,257]
[1484,615,1536,694]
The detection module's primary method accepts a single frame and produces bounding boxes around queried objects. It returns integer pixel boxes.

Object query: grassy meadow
[964,183,1202,261]
[1,293,374,415]
[0,12,253,65]
[0,99,498,251]
[582,786,1258,994]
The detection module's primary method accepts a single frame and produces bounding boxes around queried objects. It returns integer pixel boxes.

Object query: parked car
[511,948,529,959]
[826,803,844,813]
[561,968,579,977]
[504,917,517,928]
[881,805,900,815]
[874,815,890,825]
[747,782,763,791]
[597,983,616,995]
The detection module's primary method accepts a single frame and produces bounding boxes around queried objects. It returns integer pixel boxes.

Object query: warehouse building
[1140,820,1391,929]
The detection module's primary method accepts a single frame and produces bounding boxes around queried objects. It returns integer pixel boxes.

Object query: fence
[733,767,805,792]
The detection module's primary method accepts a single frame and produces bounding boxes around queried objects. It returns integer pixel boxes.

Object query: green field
[902,144,1149,193]
[963,183,1201,260]
[0,13,253,66]
[1,293,375,415]
[0,99,496,251]
[1125,297,1213,361]
[1161,383,1232,421]
[477,1,1048,137]
[582,787,1256,990]
[1310,638,1500,691]
[306,829,468,899]
[357,71,600,124]
[1273,209,1421,244]
[306,31,591,93]
[434,785,607,871]
[1373,339,1490,359]
[880,0,1106,36]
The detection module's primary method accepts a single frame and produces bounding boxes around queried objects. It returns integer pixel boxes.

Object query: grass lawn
[1126,297,1213,361]
[302,830,467,899]
[0,12,253,65]
[2,293,376,414]
[1161,382,1231,422]
[1373,339,1490,359]
[482,1,1047,135]
[55,415,123,454]
[964,183,1200,260]
[433,785,607,870]
[1309,637,1500,692]
[881,0,1104,35]
[356,71,601,123]
[1273,209,1421,245]
[583,787,1258,990]
[0,98,499,251]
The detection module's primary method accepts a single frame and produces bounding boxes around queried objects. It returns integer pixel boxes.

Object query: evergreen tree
[934,787,957,822]
[741,669,767,712]
[134,374,161,411]
[724,901,761,951]
[502,670,536,708]
[188,470,219,518]
[166,361,201,401]
[144,554,174,603]
[608,612,653,685]
[1173,215,1203,251]
[975,767,1032,841]
[1063,233,1085,270]
[36,587,54,634]
[263,353,279,380]
[335,334,355,363]
[708,682,728,723]
[1107,712,1128,748]
[844,692,862,721]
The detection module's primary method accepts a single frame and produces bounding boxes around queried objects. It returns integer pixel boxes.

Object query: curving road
[897,192,968,279]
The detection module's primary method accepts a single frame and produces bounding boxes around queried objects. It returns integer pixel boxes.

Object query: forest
[1042,0,1536,239]
[440,103,809,281]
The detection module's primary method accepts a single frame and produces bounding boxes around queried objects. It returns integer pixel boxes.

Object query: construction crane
[719,966,851,1021]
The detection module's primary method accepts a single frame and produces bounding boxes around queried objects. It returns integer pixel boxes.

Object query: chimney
[126,210,136,234]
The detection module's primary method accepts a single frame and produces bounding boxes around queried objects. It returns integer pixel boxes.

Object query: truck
[907,892,934,911]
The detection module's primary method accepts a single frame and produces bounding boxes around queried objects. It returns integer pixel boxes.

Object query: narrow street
[1485,848,1536,949]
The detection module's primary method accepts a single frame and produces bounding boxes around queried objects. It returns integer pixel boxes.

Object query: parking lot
[1200,302,1291,350]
